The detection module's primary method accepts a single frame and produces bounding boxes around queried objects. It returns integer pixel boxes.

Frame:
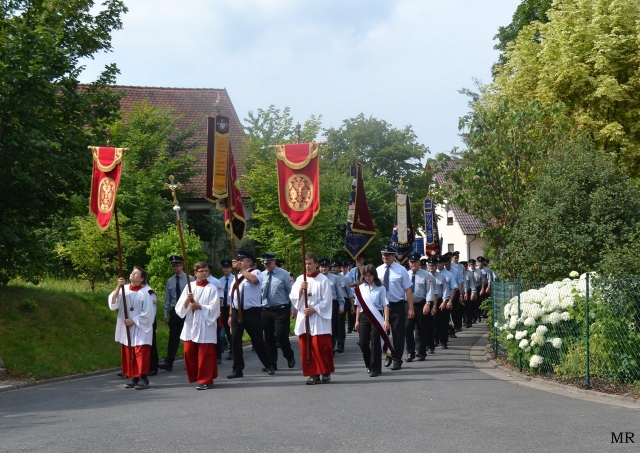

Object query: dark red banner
[89,147,124,230]
[223,145,246,242]
[276,143,320,230]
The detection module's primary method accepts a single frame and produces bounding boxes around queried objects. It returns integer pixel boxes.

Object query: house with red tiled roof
[431,159,486,261]
[115,85,248,259]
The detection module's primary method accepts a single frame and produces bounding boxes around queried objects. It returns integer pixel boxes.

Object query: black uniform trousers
[231,307,271,372]
[331,300,344,351]
[149,318,158,372]
[165,307,184,365]
[405,301,427,356]
[217,305,231,360]
[474,287,483,322]
[434,298,451,346]
[357,311,382,374]
[464,290,474,327]
[336,300,348,350]
[388,301,406,363]
[452,291,463,332]
[424,302,436,350]
[345,298,356,332]
[262,304,294,367]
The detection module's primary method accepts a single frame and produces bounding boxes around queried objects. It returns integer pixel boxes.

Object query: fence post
[585,273,590,390]
[517,278,522,372]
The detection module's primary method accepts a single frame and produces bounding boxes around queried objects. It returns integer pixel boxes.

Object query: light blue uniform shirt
[408,268,428,303]
[376,262,412,303]
[355,283,388,312]
[326,272,346,310]
[261,267,293,307]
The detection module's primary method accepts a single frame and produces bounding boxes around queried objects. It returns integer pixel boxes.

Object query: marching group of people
[108,245,495,390]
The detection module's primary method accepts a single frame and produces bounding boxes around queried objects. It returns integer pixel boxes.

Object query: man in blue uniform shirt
[261,252,296,371]
[376,245,415,370]
[319,257,346,354]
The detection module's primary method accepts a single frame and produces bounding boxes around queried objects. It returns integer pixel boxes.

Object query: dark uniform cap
[407,252,422,262]
[477,256,486,263]
[468,259,477,265]
[237,250,256,263]
[220,258,232,267]
[318,257,331,266]
[459,261,468,267]
[381,245,397,255]
[427,257,438,265]
[343,260,354,266]
[452,251,460,256]
[436,255,447,264]
[169,255,183,265]
[331,259,342,267]
[420,258,428,266]
[275,259,285,267]
[261,252,276,263]
[207,263,213,269]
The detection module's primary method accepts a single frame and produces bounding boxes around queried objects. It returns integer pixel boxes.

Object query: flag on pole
[276,143,320,230]
[390,190,414,264]
[223,146,246,242]
[89,146,125,230]
[344,162,376,259]
[423,198,440,257]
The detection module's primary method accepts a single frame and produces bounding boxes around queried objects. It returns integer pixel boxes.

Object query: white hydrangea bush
[497,272,595,372]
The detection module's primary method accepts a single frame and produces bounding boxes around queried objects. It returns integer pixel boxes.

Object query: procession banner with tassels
[222,145,246,242]
[423,198,440,257]
[276,143,320,230]
[390,192,414,264]
[344,162,376,259]
[89,146,125,230]
[205,116,229,202]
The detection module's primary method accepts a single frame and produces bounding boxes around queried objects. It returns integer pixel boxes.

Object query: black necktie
[175,275,181,303]
[383,266,390,292]
[223,277,229,306]
[264,272,272,305]
[411,273,415,293]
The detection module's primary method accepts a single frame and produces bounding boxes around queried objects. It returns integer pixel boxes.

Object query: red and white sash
[354,285,394,354]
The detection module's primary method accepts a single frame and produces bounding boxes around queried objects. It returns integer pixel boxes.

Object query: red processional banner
[276,143,320,230]
[88,146,125,230]
[223,146,247,242]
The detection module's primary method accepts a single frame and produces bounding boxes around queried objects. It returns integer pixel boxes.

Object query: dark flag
[390,190,414,264]
[423,198,440,257]
[344,163,376,259]
[221,145,246,242]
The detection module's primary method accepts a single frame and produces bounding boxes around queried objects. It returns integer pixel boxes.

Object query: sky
[80,0,520,157]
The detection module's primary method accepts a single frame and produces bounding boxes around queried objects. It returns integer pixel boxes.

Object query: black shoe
[441,344,448,349]
[450,333,457,338]
[251,346,256,351]
[195,384,210,390]
[406,352,415,362]
[226,352,233,360]
[417,354,426,361]
[266,367,275,375]
[429,348,435,354]
[384,356,392,367]
[227,371,243,379]
[390,361,402,371]
[148,369,158,376]
[335,349,344,353]
[288,357,296,368]
[158,362,173,372]
[306,375,321,385]
[116,372,125,378]
[366,368,370,374]
[347,329,353,334]
[321,373,331,383]
[134,378,149,390]
[124,378,139,389]
[369,371,379,377]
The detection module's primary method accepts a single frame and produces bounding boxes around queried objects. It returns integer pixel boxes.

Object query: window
[447,215,454,225]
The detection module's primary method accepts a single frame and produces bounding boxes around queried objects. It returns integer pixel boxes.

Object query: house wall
[435,204,485,261]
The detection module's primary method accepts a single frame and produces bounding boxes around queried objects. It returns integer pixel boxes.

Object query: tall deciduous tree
[0,0,127,283]
[492,0,640,178]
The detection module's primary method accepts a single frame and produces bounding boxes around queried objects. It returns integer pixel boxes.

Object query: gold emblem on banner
[98,177,116,213]
[286,174,313,211]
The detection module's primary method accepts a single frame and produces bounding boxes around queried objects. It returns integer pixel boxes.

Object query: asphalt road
[1,326,638,453]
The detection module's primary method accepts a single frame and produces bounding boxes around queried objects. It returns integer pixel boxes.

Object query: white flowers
[549,338,562,349]
[506,333,514,340]
[536,325,548,335]
[569,271,579,278]
[519,339,529,349]
[524,316,536,327]
[515,330,528,340]
[530,332,545,346]
[529,355,544,368]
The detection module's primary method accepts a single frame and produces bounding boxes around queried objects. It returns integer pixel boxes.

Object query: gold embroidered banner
[89,146,125,230]
[206,116,230,201]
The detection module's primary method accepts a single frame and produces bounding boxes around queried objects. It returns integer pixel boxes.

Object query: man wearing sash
[290,252,334,385]
[175,261,220,390]
[376,245,415,370]
[227,251,274,379]
[405,252,429,362]
[354,264,390,377]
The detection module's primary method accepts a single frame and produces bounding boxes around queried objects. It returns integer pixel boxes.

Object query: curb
[470,332,640,410]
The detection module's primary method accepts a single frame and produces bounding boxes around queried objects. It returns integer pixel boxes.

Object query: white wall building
[434,204,485,261]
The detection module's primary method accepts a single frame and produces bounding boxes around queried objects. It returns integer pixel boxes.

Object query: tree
[110,101,201,267]
[491,0,640,178]
[0,0,127,283]
[492,0,553,75]
[146,224,209,302]
[506,140,640,281]
[55,214,138,292]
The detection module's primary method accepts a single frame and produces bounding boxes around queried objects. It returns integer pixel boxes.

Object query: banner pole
[114,205,133,367]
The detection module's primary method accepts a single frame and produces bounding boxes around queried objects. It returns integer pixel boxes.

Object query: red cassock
[298,334,335,377]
